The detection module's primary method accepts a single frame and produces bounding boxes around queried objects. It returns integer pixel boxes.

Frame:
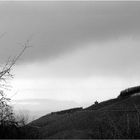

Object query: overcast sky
[1,1,140,117]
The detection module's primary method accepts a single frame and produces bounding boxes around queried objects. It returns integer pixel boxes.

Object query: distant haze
[1,1,140,116]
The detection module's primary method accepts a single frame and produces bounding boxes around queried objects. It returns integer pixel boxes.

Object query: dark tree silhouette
[118,86,140,99]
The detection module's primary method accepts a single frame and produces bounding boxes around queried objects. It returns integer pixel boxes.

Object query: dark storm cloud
[0,1,140,63]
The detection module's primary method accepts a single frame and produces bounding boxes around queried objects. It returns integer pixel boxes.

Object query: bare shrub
[0,40,30,138]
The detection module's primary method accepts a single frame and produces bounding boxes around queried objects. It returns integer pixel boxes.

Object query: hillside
[27,95,140,139]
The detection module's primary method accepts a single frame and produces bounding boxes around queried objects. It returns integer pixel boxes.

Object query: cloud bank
[0,1,140,63]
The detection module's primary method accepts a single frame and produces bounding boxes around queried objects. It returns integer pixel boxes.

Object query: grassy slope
[29,96,140,139]
[29,98,120,128]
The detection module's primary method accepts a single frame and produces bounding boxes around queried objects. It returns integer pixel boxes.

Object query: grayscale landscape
[0,1,140,139]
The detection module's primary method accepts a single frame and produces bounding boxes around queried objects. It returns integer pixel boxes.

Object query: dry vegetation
[0,40,36,138]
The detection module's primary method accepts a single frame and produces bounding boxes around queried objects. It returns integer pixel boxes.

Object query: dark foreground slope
[28,95,140,139]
